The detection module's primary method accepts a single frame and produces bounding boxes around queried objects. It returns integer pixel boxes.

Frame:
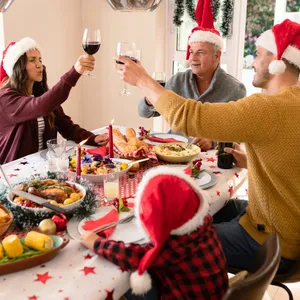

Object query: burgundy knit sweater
[0,67,97,164]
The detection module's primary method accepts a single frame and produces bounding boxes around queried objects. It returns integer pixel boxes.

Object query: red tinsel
[52,213,67,231]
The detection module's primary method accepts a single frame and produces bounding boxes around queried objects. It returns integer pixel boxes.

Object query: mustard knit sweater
[156,86,300,259]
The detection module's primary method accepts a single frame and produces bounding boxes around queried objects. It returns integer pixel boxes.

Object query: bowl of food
[0,203,13,237]
[154,143,201,163]
[68,153,132,183]
[7,179,86,212]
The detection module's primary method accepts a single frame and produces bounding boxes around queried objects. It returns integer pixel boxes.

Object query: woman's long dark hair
[2,53,55,127]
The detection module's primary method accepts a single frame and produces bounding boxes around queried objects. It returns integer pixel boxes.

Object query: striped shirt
[37,117,45,151]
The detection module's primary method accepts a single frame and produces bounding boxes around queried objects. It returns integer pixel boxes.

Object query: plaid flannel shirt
[94,215,228,299]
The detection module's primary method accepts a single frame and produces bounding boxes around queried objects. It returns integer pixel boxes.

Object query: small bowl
[7,181,86,213]
[0,203,13,237]
[154,143,201,163]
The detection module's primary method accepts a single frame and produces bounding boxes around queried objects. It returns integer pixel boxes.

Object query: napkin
[82,209,118,238]
[86,146,108,157]
[183,165,192,176]
[147,136,182,143]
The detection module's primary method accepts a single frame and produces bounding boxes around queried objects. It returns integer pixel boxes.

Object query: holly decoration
[138,126,150,139]
[112,197,130,213]
[190,158,203,178]
[220,0,234,37]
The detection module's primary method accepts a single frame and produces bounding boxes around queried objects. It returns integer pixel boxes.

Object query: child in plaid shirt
[81,166,228,299]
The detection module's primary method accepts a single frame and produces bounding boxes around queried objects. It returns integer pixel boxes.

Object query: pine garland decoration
[220,0,234,37]
[0,173,98,230]
[211,0,221,22]
[185,0,196,23]
[173,0,185,26]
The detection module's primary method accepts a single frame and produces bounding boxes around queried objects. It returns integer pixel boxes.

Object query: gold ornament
[38,219,57,235]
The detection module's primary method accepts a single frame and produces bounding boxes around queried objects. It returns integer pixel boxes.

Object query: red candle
[76,138,89,176]
[109,119,114,158]
[76,144,81,176]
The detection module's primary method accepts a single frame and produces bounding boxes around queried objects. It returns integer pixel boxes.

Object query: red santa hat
[130,166,210,295]
[186,0,223,60]
[256,19,300,75]
[1,37,40,80]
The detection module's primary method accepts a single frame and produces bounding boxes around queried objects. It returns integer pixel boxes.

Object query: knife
[11,189,67,214]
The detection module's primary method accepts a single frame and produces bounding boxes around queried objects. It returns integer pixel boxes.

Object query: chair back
[222,233,280,300]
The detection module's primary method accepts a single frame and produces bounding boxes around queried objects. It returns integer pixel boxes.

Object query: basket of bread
[0,203,13,237]
[113,128,157,161]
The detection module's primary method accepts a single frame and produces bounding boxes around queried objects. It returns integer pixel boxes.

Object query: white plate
[159,165,217,190]
[67,206,148,244]
[68,158,132,184]
[145,133,188,146]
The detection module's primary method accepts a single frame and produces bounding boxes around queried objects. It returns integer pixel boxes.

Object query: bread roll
[113,128,127,144]
[124,145,137,154]
[126,128,136,140]
[115,141,128,152]
[128,137,140,147]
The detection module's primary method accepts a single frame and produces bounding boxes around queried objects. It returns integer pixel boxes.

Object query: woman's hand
[94,133,108,146]
[192,138,213,151]
[224,143,248,169]
[81,231,100,250]
[75,54,95,74]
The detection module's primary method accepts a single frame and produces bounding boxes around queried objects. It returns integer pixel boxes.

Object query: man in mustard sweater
[115,19,300,273]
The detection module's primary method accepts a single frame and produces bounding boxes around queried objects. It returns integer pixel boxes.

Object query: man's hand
[192,138,213,151]
[94,133,108,146]
[81,231,100,250]
[75,54,95,74]
[224,143,248,169]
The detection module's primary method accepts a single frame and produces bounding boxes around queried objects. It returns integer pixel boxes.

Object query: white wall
[2,0,166,131]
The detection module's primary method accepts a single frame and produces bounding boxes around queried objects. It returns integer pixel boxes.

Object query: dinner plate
[161,165,217,190]
[0,236,69,275]
[68,158,132,184]
[145,133,188,146]
[67,206,148,244]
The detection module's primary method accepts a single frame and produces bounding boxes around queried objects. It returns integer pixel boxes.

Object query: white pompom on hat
[2,37,41,78]
[256,19,300,75]
[186,0,223,60]
[130,166,210,295]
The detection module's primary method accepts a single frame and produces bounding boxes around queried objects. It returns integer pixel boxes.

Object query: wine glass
[152,72,166,87]
[82,28,101,76]
[116,42,137,96]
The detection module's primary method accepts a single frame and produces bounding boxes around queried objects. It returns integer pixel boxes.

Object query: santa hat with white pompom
[130,166,209,295]
[256,19,300,75]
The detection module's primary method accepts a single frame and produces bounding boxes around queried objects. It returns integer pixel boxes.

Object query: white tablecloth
[0,126,248,299]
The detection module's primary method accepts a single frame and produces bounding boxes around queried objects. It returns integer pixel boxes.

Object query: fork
[92,214,135,233]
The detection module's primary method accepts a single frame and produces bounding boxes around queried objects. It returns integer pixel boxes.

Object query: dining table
[0,126,248,300]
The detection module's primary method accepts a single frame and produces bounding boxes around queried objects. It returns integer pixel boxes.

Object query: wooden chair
[223,233,280,300]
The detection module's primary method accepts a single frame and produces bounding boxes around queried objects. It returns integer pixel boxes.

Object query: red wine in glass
[82,42,101,55]
[116,56,137,64]
[157,80,166,87]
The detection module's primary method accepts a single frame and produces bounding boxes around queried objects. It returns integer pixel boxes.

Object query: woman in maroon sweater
[0,37,108,164]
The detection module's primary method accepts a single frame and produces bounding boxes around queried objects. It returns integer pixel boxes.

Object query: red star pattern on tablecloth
[8,174,17,178]
[63,298,70,300]
[228,186,233,196]
[213,171,221,174]
[216,190,221,196]
[14,168,20,171]
[20,161,29,165]
[34,272,52,284]
[84,254,93,260]
[105,289,114,300]
[119,266,129,272]
[206,157,216,162]
[234,172,239,178]
[28,296,38,300]
[80,266,96,276]
[209,165,216,168]
[58,290,63,293]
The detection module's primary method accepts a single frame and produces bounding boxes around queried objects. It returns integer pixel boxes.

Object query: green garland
[211,0,221,22]
[220,0,234,37]
[173,0,185,26]
[0,172,98,230]
[185,0,196,23]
